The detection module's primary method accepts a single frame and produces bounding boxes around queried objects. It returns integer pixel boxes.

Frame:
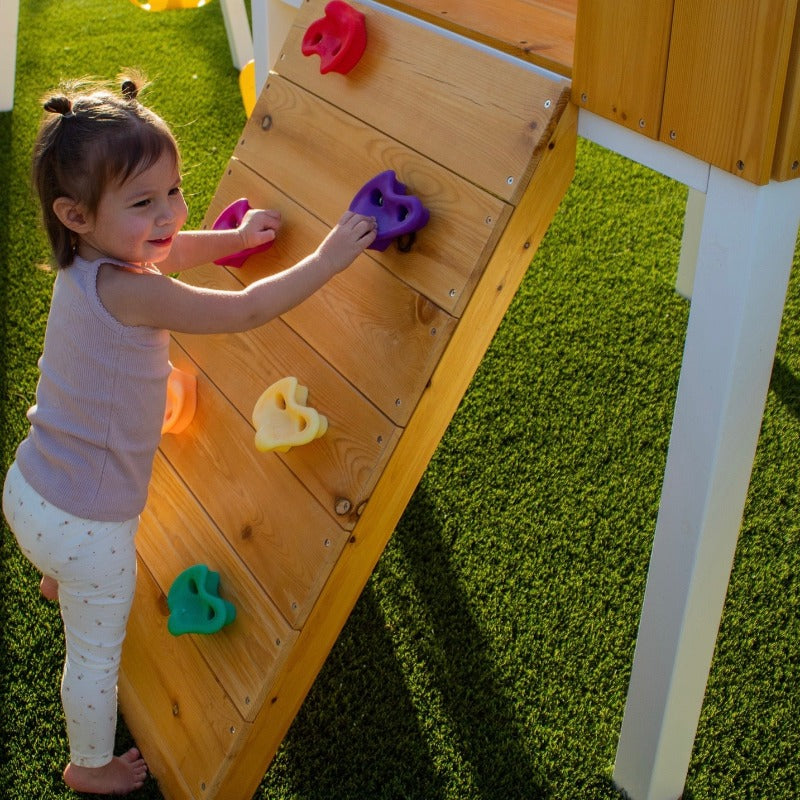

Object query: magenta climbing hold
[212,198,274,267]
[348,170,430,252]
[167,564,237,636]
[301,0,367,75]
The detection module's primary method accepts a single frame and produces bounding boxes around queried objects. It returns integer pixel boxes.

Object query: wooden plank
[660,0,799,185]
[120,560,249,798]
[233,79,512,316]
[377,0,577,78]
[198,160,458,426]
[173,315,401,533]
[157,344,351,629]
[138,453,299,717]
[277,1,569,204]
[773,7,800,180]
[573,0,674,138]
[208,99,578,800]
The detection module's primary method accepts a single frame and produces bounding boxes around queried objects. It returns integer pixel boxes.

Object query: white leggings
[2,462,138,768]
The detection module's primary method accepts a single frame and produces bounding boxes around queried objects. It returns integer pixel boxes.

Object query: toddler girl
[2,75,376,795]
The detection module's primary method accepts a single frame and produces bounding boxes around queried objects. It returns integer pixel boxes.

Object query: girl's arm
[157,208,282,273]
[97,211,376,334]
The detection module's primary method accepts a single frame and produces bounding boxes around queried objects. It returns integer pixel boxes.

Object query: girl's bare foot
[40,575,58,601]
[63,748,147,795]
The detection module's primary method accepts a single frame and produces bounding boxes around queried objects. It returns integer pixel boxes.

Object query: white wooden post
[1,0,20,111]
[218,0,254,70]
[613,166,800,800]
[251,0,303,95]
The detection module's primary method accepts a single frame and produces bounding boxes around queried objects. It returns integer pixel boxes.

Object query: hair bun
[43,95,73,116]
[120,79,139,101]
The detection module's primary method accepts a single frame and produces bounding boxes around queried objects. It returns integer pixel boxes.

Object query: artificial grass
[1,1,798,799]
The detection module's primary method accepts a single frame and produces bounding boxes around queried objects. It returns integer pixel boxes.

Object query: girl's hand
[316,211,377,274]
[238,208,282,250]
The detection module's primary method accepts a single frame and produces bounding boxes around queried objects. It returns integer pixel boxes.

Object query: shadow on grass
[263,484,548,800]
[770,358,800,420]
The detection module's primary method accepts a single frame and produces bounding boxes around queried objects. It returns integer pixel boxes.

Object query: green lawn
[1,1,798,799]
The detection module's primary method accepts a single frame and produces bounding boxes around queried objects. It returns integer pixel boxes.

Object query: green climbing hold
[167,564,237,636]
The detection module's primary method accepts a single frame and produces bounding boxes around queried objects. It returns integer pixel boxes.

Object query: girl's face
[77,152,188,266]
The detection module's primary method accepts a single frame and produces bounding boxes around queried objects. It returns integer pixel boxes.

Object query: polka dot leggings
[3,461,138,769]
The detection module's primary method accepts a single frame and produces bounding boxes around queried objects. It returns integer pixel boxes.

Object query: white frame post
[251,0,303,95]
[613,167,800,800]
[1,0,20,111]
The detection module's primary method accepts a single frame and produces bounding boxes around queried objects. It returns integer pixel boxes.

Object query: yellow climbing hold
[252,377,328,453]
[129,0,212,12]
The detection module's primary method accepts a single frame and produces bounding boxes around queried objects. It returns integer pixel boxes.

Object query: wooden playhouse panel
[173,314,401,533]
[120,559,249,798]
[199,158,459,426]
[278,0,569,204]
[378,0,577,77]
[137,454,298,717]
[572,0,674,137]
[659,0,799,184]
[233,78,512,316]
[158,343,351,629]
[121,1,578,796]
[208,100,580,800]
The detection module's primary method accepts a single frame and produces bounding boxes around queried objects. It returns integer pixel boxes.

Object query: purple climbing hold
[348,170,430,252]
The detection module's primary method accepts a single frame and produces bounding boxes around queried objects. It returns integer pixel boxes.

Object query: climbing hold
[129,0,211,11]
[239,59,257,117]
[167,564,237,636]
[162,366,197,435]
[252,376,328,453]
[301,0,367,75]
[348,170,430,252]
[212,198,274,267]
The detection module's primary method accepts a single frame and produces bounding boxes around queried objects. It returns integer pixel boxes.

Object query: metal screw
[335,497,352,516]
[736,160,745,171]
[544,99,551,108]
[669,130,677,140]
[639,119,646,128]
[580,92,588,103]
[261,114,273,131]
[506,176,515,185]
[792,160,799,170]
[449,288,457,297]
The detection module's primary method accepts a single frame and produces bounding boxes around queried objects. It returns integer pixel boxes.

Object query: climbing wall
[118,2,575,797]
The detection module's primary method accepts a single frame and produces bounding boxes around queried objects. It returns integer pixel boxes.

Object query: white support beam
[1,0,20,111]
[252,0,303,95]
[219,0,254,70]
[613,167,800,800]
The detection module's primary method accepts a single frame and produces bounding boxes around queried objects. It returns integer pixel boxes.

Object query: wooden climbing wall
[118,2,575,797]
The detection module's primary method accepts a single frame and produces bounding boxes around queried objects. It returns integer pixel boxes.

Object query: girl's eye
[169,186,183,197]
[133,199,151,208]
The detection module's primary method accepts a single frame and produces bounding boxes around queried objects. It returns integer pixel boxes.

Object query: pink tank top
[16,255,170,521]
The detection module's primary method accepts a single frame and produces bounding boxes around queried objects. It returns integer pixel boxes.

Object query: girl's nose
[155,201,175,225]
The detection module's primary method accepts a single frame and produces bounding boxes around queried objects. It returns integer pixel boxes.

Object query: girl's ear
[52,197,92,234]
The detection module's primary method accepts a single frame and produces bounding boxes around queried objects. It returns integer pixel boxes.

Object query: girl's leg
[3,463,147,794]
[40,574,59,601]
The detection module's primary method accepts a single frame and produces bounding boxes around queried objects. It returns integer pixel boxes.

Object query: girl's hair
[33,74,181,268]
